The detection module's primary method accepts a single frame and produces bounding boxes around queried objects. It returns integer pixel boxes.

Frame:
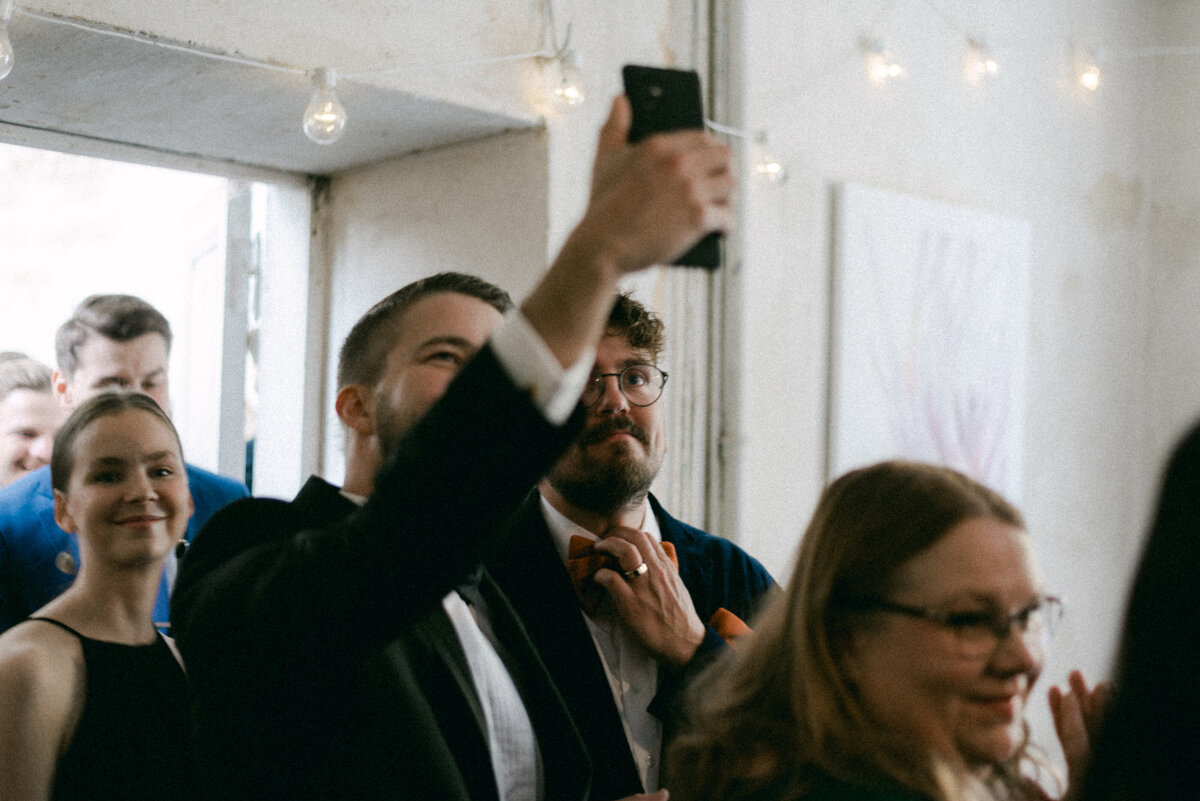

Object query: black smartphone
[622,64,721,269]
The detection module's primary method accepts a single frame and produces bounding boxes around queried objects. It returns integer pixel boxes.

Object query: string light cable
[866,0,1200,94]
[1076,44,1200,91]
[11,0,1186,150]
[0,2,577,143]
[859,36,906,84]
[538,0,584,105]
[705,119,787,183]
[919,0,1000,84]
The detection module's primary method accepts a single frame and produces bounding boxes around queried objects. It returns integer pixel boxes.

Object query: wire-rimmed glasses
[847,594,1064,659]
[580,363,669,409]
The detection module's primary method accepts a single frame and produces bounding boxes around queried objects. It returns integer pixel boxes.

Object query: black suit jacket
[487,491,777,801]
[171,346,590,801]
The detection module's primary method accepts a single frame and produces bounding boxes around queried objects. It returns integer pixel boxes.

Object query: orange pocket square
[708,607,751,649]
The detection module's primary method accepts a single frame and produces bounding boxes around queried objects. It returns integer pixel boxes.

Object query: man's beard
[374,393,419,467]
[545,417,661,517]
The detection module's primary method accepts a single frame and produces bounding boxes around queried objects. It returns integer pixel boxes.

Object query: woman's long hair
[666,460,1031,801]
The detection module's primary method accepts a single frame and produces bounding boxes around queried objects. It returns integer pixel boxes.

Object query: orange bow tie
[567,535,679,615]
[565,535,751,648]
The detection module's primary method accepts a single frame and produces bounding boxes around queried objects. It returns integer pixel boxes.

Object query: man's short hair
[607,292,665,363]
[55,295,173,379]
[0,356,53,404]
[0,351,30,365]
[336,272,513,390]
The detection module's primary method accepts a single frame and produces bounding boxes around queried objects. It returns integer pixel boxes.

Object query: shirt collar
[540,494,661,566]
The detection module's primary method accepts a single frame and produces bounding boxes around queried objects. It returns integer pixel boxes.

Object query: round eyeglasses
[581,363,669,409]
[847,594,1064,660]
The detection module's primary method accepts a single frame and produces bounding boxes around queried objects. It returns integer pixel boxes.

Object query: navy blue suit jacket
[486,491,777,801]
[171,346,591,801]
[0,463,247,631]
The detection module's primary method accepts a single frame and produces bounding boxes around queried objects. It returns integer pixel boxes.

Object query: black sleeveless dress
[28,617,197,801]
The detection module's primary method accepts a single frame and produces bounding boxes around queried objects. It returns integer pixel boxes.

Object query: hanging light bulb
[539,0,583,108]
[963,38,998,84]
[303,67,347,145]
[1079,61,1100,91]
[752,131,787,184]
[0,26,12,83]
[705,119,789,184]
[860,37,904,84]
[550,48,585,106]
[0,0,15,82]
[1073,45,1102,92]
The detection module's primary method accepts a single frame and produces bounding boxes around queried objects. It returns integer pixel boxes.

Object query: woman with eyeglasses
[666,459,1091,801]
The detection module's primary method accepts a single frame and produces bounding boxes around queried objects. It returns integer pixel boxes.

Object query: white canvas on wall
[829,183,1032,502]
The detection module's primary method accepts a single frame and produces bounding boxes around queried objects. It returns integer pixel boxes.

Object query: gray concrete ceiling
[0,13,537,175]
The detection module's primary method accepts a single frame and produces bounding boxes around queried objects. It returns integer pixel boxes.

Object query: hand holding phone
[622,65,722,269]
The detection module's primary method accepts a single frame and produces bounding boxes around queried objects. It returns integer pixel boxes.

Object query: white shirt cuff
[489,310,593,426]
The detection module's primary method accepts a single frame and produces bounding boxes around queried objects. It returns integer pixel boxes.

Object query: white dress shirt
[345,310,593,801]
[542,495,664,791]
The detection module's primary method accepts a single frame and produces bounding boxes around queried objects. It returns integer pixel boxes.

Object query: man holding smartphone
[171,94,733,801]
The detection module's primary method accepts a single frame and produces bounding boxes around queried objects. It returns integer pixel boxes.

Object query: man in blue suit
[486,292,777,801]
[0,294,248,631]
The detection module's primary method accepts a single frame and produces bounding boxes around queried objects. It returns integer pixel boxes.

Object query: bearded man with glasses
[487,291,777,801]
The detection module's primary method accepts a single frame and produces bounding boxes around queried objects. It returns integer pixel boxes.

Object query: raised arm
[522,95,732,369]
[174,94,733,656]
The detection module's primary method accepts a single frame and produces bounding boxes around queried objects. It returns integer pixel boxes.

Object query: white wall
[1145,1,1200,466]
[727,0,1200,772]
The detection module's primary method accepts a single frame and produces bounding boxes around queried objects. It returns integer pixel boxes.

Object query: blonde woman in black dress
[0,392,195,801]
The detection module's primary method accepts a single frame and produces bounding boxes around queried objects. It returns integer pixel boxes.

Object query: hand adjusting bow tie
[566,535,752,648]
